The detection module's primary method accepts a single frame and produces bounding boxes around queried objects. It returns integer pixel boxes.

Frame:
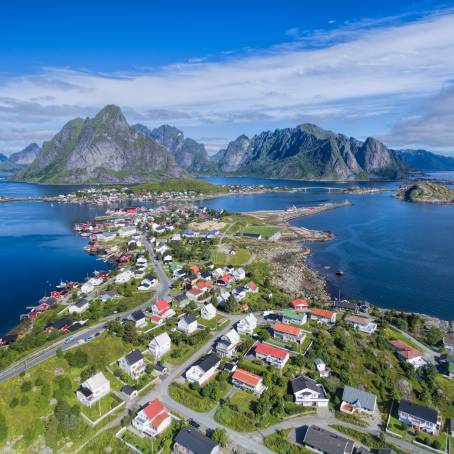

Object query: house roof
[182,313,197,324]
[247,281,257,290]
[74,298,89,308]
[151,332,171,347]
[143,399,165,421]
[151,410,170,429]
[255,342,289,360]
[154,299,170,312]
[311,308,335,319]
[444,333,454,345]
[84,372,108,390]
[398,400,438,424]
[174,428,219,454]
[232,368,262,387]
[222,329,241,345]
[389,340,422,359]
[342,386,376,412]
[193,353,220,372]
[121,385,137,395]
[291,375,326,397]
[188,288,203,296]
[334,300,357,310]
[273,321,301,336]
[124,349,143,366]
[131,310,146,321]
[292,298,309,308]
[345,315,371,326]
[282,309,306,321]
[303,425,354,454]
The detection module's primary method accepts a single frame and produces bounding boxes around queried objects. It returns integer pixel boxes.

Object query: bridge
[297,186,344,193]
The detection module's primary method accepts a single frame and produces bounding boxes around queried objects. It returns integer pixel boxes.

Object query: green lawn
[264,429,312,454]
[210,248,251,266]
[384,326,421,350]
[197,314,226,330]
[81,394,123,422]
[241,225,280,239]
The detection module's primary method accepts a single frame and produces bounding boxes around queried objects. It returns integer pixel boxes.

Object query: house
[119,350,146,379]
[100,289,119,302]
[291,298,309,311]
[340,386,377,415]
[233,267,246,280]
[129,310,147,328]
[173,428,220,454]
[232,286,246,301]
[68,298,90,314]
[115,270,134,284]
[98,231,116,241]
[344,315,377,335]
[272,321,305,343]
[444,333,454,352]
[152,299,170,317]
[314,358,330,378]
[282,309,307,326]
[449,418,454,437]
[236,313,257,334]
[302,425,355,454]
[178,314,198,334]
[217,274,233,286]
[216,329,241,358]
[232,368,266,395]
[255,342,289,369]
[389,340,425,368]
[185,353,220,385]
[201,303,216,320]
[121,385,138,400]
[139,276,158,291]
[133,399,172,438]
[186,288,205,301]
[246,281,258,293]
[76,372,110,407]
[311,308,337,324]
[118,226,137,237]
[80,281,94,294]
[334,300,358,312]
[149,332,172,358]
[398,400,441,435]
[291,375,329,407]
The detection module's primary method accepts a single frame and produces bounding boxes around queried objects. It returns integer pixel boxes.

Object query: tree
[426,327,443,346]
[21,380,32,392]
[0,413,7,443]
[9,397,19,408]
[44,416,59,448]
[65,350,88,368]
[211,428,228,447]
[123,322,138,344]
[20,395,30,406]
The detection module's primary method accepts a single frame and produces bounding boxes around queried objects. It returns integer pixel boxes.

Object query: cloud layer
[1,11,454,153]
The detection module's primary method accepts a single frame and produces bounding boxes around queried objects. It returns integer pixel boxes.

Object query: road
[0,237,170,384]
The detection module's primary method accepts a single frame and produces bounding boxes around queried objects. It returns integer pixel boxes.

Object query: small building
[398,399,440,435]
[129,310,147,328]
[236,313,257,335]
[115,270,134,284]
[310,308,337,324]
[100,289,119,302]
[68,298,90,315]
[291,298,309,311]
[314,358,330,378]
[185,353,220,385]
[149,332,172,359]
[216,329,241,358]
[389,340,425,368]
[121,385,138,400]
[173,428,220,454]
[344,315,377,335]
[178,314,198,334]
[291,375,329,407]
[201,303,217,321]
[119,349,146,379]
[340,386,377,415]
[246,281,258,293]
[132,399,172,438]
[232,368,266,395]
[186,288,204,301]
[77,372,110,407]
[282,309,307,326]
[302,425,354,454]
[255,342,289,369]
[272,321,305,343]
[443,333,454,352]
[152,299,170,317]
[334,300,358,312]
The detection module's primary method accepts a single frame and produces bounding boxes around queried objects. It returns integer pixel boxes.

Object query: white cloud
[1,11,454,151]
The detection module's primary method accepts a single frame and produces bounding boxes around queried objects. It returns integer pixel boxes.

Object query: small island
[397,181,454,204]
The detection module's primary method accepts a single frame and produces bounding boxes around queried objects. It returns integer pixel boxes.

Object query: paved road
[0,238,170,384]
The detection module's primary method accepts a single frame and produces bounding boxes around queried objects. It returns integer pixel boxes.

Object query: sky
[1,0,454,155]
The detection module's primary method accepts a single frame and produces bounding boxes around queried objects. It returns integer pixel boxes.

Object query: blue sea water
[0,175,453,334]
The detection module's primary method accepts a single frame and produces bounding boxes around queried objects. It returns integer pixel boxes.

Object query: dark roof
[183,313,197,324]
[334,300,357,310]
[75,298,89,308]
[450,418,454,431]
[131,310,146,321]
[303,425,354,454]
[174,428,219,454]
[124,349,143,366]
[356,449,371,454]
[291,375,326,398]
[78,386,92,398]
[398,400,438,424]
[223,363,237,372]
[68,322,83,332]
[0,334,18,345]
[193,353,220,372]
[53,317,72,330]
[174,292,187,302]
[121,385,137,396]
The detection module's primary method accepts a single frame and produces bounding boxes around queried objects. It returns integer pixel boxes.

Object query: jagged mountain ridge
[216,124,408,180]
[397,149,454,171]
[9,143,41,165]
[19,105,187,184]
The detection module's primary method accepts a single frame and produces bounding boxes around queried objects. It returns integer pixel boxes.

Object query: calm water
[1,175,453,334]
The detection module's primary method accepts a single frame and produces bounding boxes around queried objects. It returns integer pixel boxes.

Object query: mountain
[9,143,41,165]
[397,149,454,171]
[216,124,408,180]
[18,105,187,184]
[0,153,22,172]
[134,123,215,174]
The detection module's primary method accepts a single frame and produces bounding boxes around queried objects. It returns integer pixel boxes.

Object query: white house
[255,343,289,369]
[118,226,137,237]
[149,332,172,359]
[80,281,95,294]
[115,270,134,284]
[398,400,441,435]
[233,268,246,280]
[139,276,157,291]
[291,375,329,407]
[119,350,146,379]
[314,358,330,378]
[178,314,198,334]
[68,298,90,314]
[98,231,116,241]
[133,399,172,438]
[216,329,241,358]
[201,303,217,321]
[129,310,147,328]
[443,333,454,352]
[231,368,265,395]
[344,315,377,335]
[77,372,110,407]
[389,340,426,368]
[185,353,220,385]
[236,313,257,335]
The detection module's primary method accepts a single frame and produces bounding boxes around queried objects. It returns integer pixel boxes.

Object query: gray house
[340,386,377,415]
[302,425,354,454]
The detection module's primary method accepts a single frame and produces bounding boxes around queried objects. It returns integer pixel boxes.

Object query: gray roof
[174,428,219,454]
[334,300,357,310]
[450,418,454,431]
[124,349,143,366]
[291,375,326,398]
[121,385,136,395]
[193,353,220,372]
[75,298,89,308]
[342,386,377,412]
[131,310,146,321]
[303,425,354,454]
[183,313,197,324]
[398,400,438,424]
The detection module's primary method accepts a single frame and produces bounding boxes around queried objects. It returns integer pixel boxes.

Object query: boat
[56,280,67,289]
[335,270,344,276]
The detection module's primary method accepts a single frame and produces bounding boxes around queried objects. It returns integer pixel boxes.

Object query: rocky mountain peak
[92,104,129,131]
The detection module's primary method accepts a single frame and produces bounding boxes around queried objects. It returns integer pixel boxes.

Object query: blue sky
[1,0,454,154]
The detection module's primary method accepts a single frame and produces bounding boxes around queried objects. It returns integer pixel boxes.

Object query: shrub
[20,381,32,392]
[9,397,19,408]
[20,395,30,406]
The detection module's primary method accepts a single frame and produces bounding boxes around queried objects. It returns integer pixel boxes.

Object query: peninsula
[397,181,454,204]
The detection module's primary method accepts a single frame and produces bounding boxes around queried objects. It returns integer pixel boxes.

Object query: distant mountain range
[10,104,454,184]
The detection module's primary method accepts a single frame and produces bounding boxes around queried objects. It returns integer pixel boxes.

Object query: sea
[0,174,453,334]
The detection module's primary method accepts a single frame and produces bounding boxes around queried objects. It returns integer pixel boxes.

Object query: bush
[20,395,30,406]
[20,381,32,392]
[9,397,19,408]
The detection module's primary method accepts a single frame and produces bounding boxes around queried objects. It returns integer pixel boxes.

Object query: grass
[215,404,257,432]
[197,314,225,330]
[80,427,126,453]
[384,326,421,350]
[210,247,251,266]
[241,225,280,239]
[81,394,123,421]
[334,410,369,428]
[130,178,226,195]
[264,429,312,454]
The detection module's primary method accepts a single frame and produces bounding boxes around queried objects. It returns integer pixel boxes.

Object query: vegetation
[264,429,312,453]
[242,225,280,239]
[397,181,454,204]
[130,178,226,195]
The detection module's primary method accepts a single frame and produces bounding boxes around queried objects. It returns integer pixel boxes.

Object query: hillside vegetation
[397,181,454,204]
[129,178,225,194]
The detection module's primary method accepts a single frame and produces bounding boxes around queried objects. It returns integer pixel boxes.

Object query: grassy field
[210,248,251,266]
[130,178,226,195]
[197,314,226,330]
[241,225,280,239]
[384,326,421,350]
[81,394,123,421]
[264,429,312,453]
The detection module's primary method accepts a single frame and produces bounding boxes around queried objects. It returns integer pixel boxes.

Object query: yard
[81,394,123,422]
[241,225,280,239]
[197,314,226,330]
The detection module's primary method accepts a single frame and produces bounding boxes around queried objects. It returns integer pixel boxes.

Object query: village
[0,201,453,454]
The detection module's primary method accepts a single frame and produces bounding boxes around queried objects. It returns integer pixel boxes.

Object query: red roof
[189,288,203,295]
[143,399,165,421]
[191,265,200,275]
[196,280,213,290]
[151,410,170,429]
[311,308,335,319]
[255,342,289,360]
[273,321,301,336]
[232,368,262,387]
[150,315,162,323]
[389,340,422,359]
[292,299,309,308]
[219,274,233,283]
[247,281,257,291]
[154,299,170,313]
